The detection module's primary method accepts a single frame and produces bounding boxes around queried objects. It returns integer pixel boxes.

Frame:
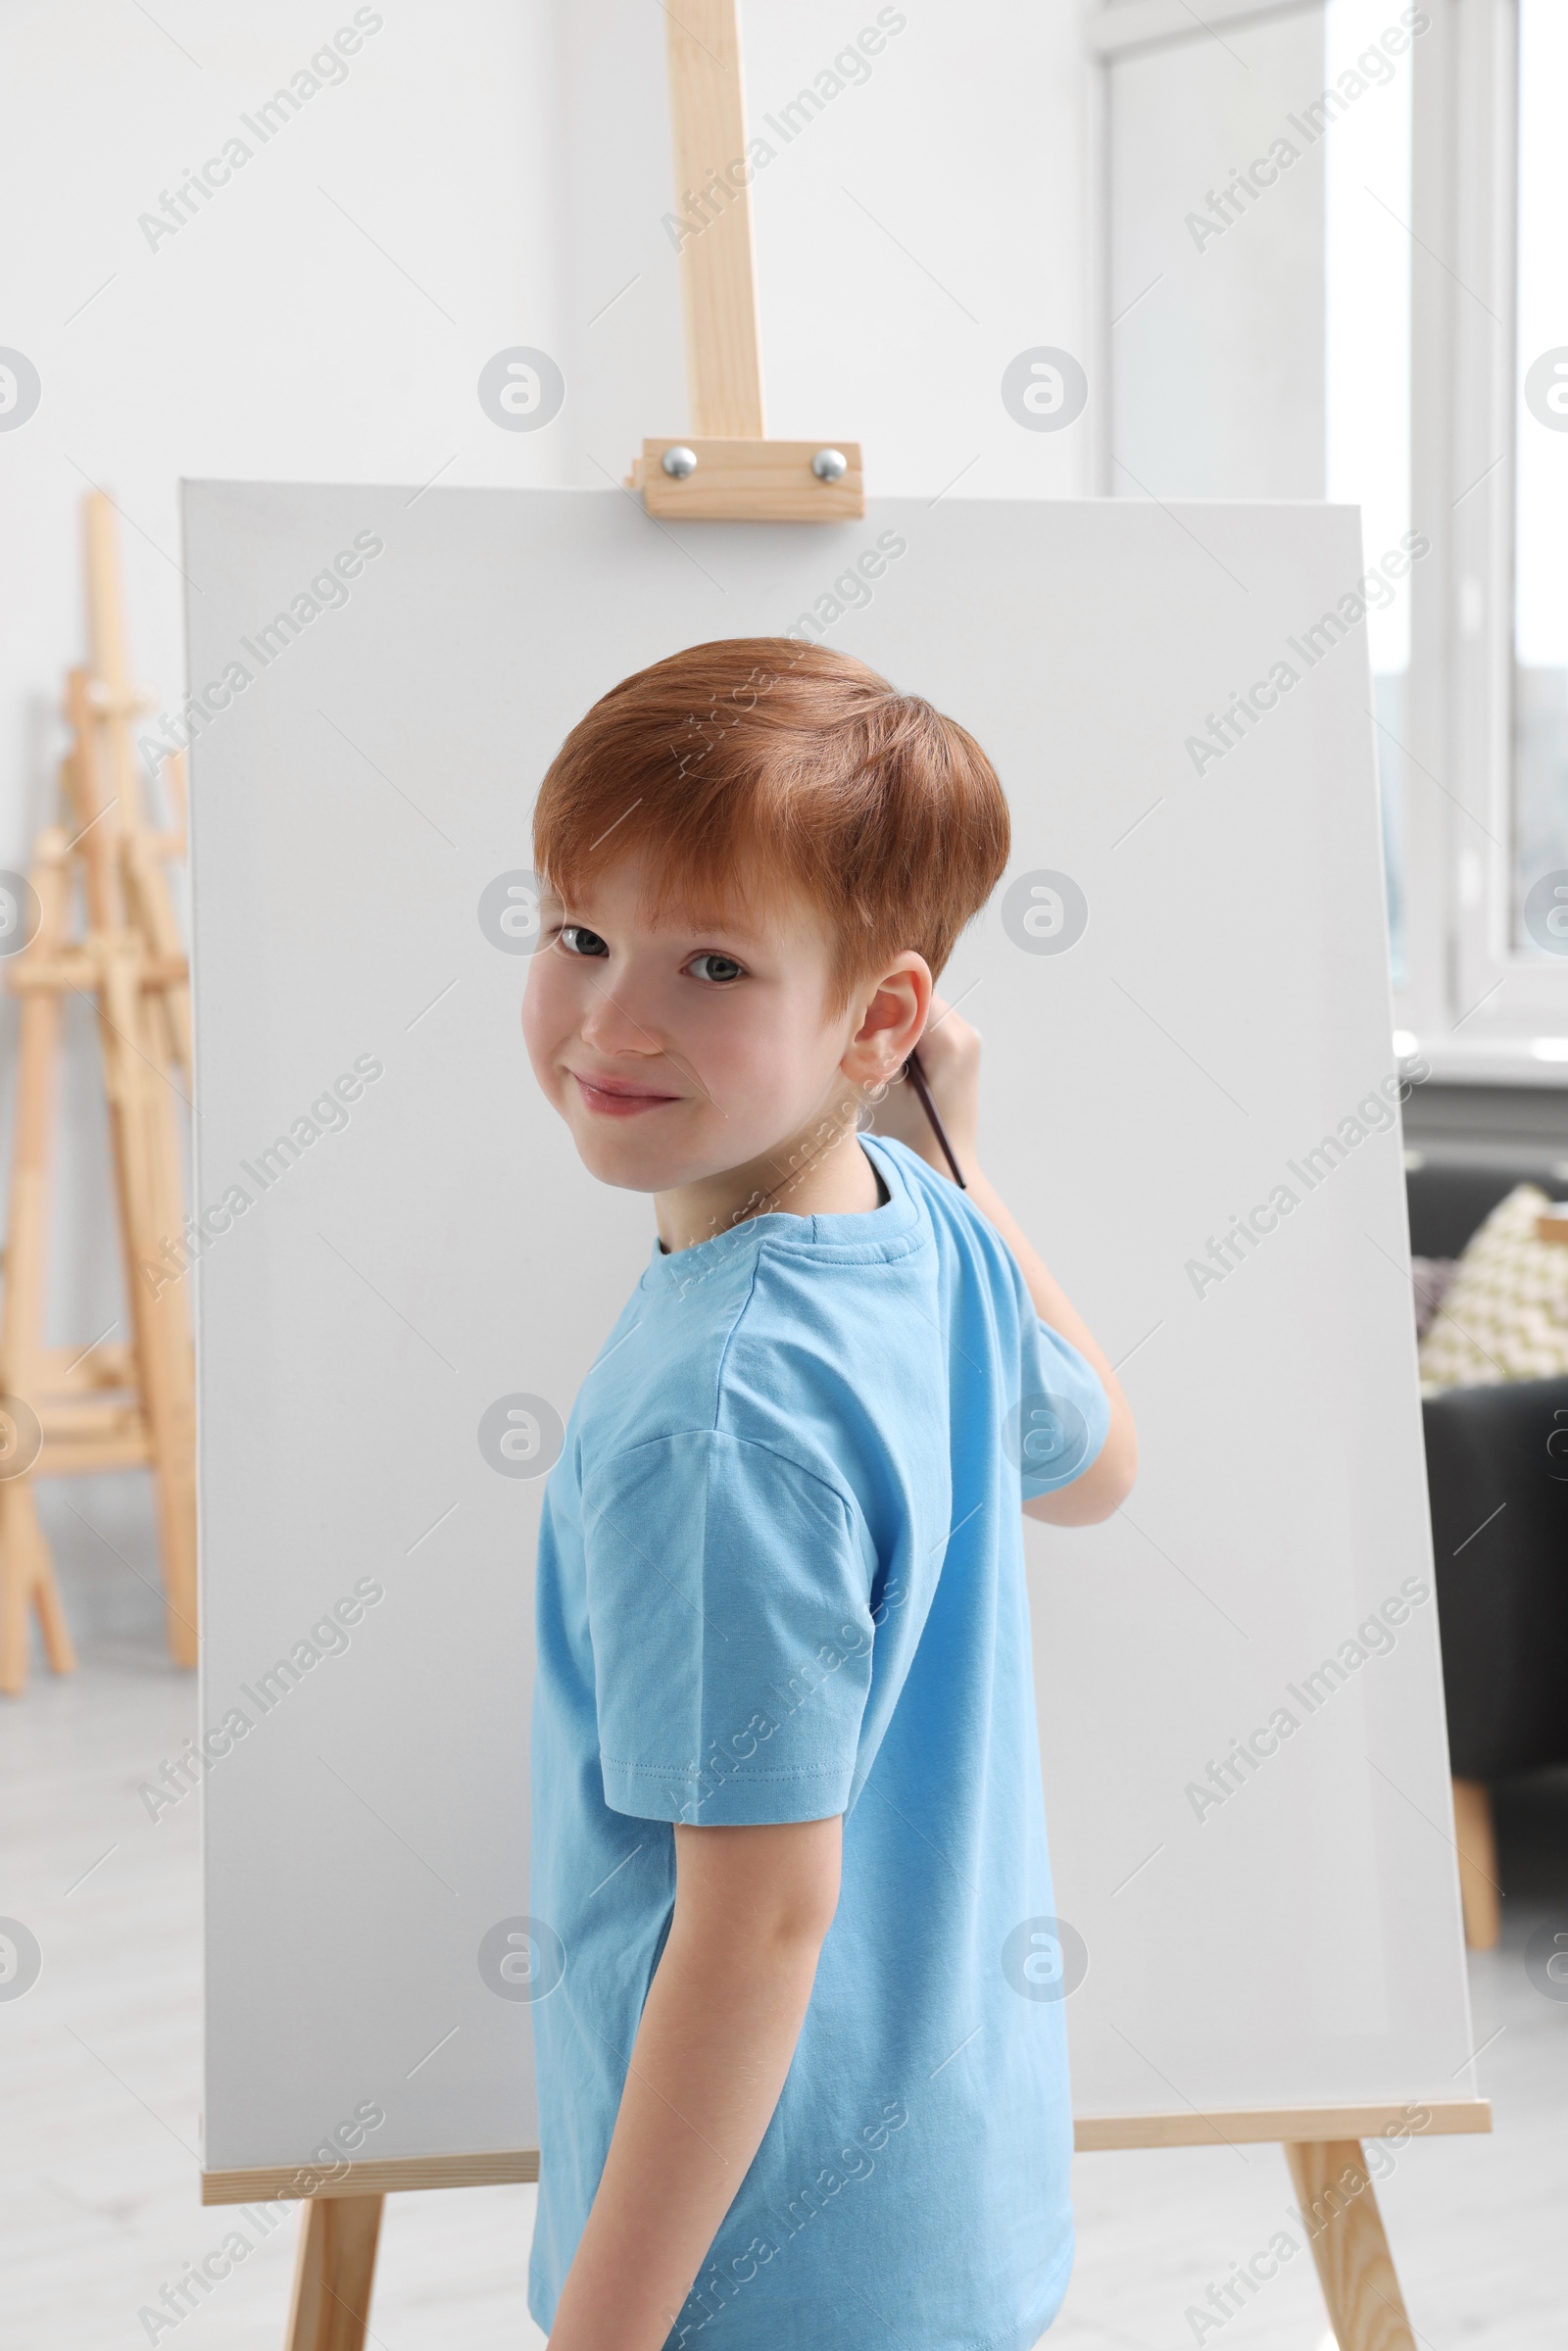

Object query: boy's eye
[686,952,746,985]
[558,923,610,958]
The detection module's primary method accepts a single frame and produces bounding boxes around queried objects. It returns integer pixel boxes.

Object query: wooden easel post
[665,0,764,441]
[625,0,865,523]
[285,2196,384,2351]
[82,492,194,1091]
[1451,1776,1501,1948]
[1287,2140,1416,2349]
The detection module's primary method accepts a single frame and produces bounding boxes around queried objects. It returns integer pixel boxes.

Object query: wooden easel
[1452,1776,1501,1949]
[0,491,198,1690]
[207,6,1488,2340]
[621,0,863,523]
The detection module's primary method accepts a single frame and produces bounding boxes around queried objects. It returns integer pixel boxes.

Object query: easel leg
[0,1484,29,1694]
[27,1485,76,1674]
[285,2195,384,2351]
[0,1479,75,1694]
[1,836,75,1695]
[100,953,199,1668]
[1451,1777,1501,1949]
[1286,2139,1415,2350]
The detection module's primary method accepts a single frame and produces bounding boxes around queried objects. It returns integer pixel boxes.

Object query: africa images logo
[477,1916,565,2001]
[476,349,565,431]
[1000,349,1088,433]
[477,1394,564,1479]
[1001,1916,1089,2002]
[0,350,41,431]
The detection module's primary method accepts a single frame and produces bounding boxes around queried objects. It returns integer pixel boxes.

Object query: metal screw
[662,445,698,478]
[811,448,849,482]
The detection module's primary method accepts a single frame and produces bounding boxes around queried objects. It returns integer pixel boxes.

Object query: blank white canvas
[182,482,1474,2175]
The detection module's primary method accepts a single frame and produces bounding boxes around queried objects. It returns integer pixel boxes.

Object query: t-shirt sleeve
[1013,1313,1112,1498]
[579,1430,877,1826]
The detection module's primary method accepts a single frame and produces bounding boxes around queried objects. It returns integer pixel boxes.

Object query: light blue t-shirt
[528,1133,1110,2351]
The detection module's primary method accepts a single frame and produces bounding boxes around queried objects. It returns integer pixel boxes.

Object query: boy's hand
[867,991,980,1182]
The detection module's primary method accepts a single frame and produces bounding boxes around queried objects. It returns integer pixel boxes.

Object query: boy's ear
[842,953,931,1086]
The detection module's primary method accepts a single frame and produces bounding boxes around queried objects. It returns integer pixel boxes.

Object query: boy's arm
[960,1166,1136,1524]
[546,1815,842,2351]
[870,993,1138,1527]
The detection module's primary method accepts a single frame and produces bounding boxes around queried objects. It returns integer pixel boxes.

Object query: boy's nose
[578,986,661,1057]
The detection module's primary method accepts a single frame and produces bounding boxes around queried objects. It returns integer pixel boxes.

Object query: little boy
[520,638,1136,2351]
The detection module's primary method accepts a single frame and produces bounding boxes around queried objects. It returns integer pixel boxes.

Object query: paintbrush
[902,1048,966,1189]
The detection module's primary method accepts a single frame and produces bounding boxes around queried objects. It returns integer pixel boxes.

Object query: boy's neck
[654,1092,885,1253]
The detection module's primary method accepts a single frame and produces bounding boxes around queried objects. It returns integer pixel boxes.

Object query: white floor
[6,1496,1566,2350]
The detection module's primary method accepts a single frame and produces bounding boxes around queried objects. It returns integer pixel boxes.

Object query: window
[1090,0,1568,1074]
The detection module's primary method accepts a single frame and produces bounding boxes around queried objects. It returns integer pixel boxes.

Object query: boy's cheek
[518,968,571,1100]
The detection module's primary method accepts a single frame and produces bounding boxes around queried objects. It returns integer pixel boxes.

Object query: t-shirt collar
[643,1134,919,1285]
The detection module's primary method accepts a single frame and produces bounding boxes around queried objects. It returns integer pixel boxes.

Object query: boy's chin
[566,1118,703,1196]
[567,1115,777,1201]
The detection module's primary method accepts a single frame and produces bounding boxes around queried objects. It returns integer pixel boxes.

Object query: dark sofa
[1409,1155,1568,1941]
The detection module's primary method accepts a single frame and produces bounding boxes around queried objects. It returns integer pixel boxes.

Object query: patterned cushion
[1417,1183,1568,1393]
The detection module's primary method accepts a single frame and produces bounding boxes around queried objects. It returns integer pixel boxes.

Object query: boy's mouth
[569,1067,683,1119]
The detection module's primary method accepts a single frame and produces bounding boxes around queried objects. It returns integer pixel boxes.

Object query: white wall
[0,0,1094,1642]
[1109,6,1328,500]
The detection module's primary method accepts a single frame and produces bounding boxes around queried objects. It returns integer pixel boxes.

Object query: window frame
[1403,0,1536,1072]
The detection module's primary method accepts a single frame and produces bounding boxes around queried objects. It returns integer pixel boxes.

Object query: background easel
[0,490,197,1691]
[200,7,1488,2343]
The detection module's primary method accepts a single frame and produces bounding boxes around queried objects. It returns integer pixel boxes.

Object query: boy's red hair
[532,638,1010,1016]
